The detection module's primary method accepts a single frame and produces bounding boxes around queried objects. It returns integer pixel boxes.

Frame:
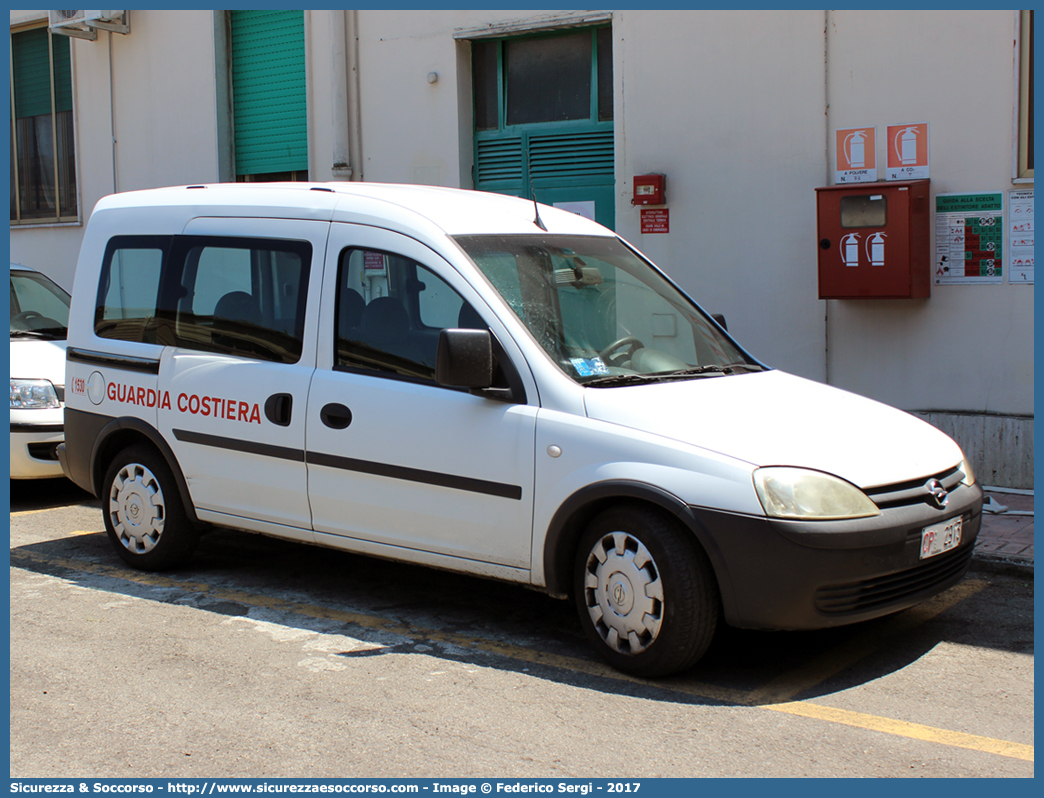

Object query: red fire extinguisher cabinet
[815,180,931,299]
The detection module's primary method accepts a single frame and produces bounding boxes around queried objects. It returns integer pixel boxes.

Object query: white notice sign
[553,201,596,222]
[1008,190,1034,284]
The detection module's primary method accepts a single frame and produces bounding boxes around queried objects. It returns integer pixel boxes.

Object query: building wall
[9,9,221,290]
[9,9,1033,484]
[824,10,1032,418]
[343,9,1032,412]
[610,10,829,381]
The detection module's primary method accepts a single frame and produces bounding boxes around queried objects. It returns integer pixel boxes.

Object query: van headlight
[10,379,61,409]
[753,467,880,520]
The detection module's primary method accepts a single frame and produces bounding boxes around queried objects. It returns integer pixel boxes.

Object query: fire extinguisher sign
[886,122,929,180]
[834,127,877,184]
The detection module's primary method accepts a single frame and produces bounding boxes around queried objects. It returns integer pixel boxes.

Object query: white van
[60,183,982,676]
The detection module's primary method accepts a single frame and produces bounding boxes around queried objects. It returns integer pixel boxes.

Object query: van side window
[172,237,311,363]
[335,248,484,382]
[95,234,311,363]
[95,236,170,344]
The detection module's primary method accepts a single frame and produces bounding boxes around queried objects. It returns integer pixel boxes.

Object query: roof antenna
[530,179,547,231]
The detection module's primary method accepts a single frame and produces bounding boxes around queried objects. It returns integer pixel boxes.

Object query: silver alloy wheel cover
[583,531,664,654]
[108,462,166,554]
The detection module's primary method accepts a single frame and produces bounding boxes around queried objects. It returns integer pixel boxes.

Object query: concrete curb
[970,552,1034,578]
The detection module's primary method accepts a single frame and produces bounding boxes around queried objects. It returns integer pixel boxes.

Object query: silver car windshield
[10,269,71,339]
[454,234,763,386]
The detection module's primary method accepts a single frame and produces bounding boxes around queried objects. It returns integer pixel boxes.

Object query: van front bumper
[693,481,983,630]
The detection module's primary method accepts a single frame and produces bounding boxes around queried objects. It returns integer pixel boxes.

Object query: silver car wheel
[108,462,166,555]
[582,531,665,655]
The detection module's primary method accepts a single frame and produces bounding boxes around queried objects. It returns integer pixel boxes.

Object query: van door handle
[264,393,293,426]
[320,403,353,429]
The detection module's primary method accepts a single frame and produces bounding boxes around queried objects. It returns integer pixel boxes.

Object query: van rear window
[95,235,311,364]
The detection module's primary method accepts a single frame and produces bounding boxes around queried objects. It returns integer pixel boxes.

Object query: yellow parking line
[10,504,98,518]
[745,579,989,705]
[770,701,1034,762]
[10,548,1032,763]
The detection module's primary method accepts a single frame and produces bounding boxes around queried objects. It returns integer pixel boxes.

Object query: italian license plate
[920,517,963,560]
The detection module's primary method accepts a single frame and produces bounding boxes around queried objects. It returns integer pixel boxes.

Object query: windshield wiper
[582,362,766,387]
[720,362,766,372]
[583,368,729,387]
[10,329,66,340]
[668,362,766,376]
[582,373,670,387]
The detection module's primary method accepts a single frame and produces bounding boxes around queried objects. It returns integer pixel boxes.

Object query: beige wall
[822,10,1032,416]
[10,9,1033,421]
[9,10,220,290]
[611,10,829,381]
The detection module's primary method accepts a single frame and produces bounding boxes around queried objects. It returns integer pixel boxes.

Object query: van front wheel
[573,505,719,677]
[102,445,198,571]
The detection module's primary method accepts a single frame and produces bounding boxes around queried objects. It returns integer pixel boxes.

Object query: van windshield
[454,234,763,386]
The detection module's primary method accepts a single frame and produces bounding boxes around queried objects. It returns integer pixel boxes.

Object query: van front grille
[814,539,974,615]
[865,465,964,510]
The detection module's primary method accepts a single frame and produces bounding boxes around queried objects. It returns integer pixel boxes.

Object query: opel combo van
[60,183,982,676]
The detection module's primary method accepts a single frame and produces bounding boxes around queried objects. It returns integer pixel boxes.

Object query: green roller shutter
[230,10,307,176]
[12,28,52,119]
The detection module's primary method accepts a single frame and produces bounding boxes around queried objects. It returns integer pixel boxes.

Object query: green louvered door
[230,10,307,179]
[476,130,615,228]
[472,28,615,229]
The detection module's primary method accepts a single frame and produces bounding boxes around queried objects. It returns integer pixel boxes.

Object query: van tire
[574,504,719,677]
[102,445,199,571]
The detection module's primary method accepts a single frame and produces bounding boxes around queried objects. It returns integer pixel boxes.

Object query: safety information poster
[934,193,1004,285]
[1008,189,1034,284]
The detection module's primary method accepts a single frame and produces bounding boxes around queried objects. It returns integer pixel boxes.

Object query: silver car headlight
[10,379,61,410]
[753,467,880,520]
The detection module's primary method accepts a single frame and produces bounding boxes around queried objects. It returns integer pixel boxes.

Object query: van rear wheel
[102,445,198,570]
[574,505,719,677]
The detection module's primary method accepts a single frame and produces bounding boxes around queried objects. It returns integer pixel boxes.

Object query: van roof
[90,182,614,239]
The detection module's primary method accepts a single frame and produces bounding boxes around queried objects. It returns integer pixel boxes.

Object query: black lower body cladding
[691,482,984,630]
[58,407,111,494]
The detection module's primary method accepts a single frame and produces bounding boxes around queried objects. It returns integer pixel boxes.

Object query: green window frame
[471,27,614,199]
[1017,10,1033,180]
[10,24,78,224]
[472,26,613,135]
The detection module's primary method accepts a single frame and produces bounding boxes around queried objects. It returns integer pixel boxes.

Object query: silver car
[10,262,70,479]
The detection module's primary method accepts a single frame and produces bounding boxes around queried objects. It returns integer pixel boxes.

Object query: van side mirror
[711,313,728,331]
[436,328,494,390]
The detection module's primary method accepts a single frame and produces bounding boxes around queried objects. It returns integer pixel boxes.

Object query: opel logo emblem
[925,478,949,509]
[612,583,627,605]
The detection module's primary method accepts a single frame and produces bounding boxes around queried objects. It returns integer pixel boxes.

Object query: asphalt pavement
[9,480,1036,777]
